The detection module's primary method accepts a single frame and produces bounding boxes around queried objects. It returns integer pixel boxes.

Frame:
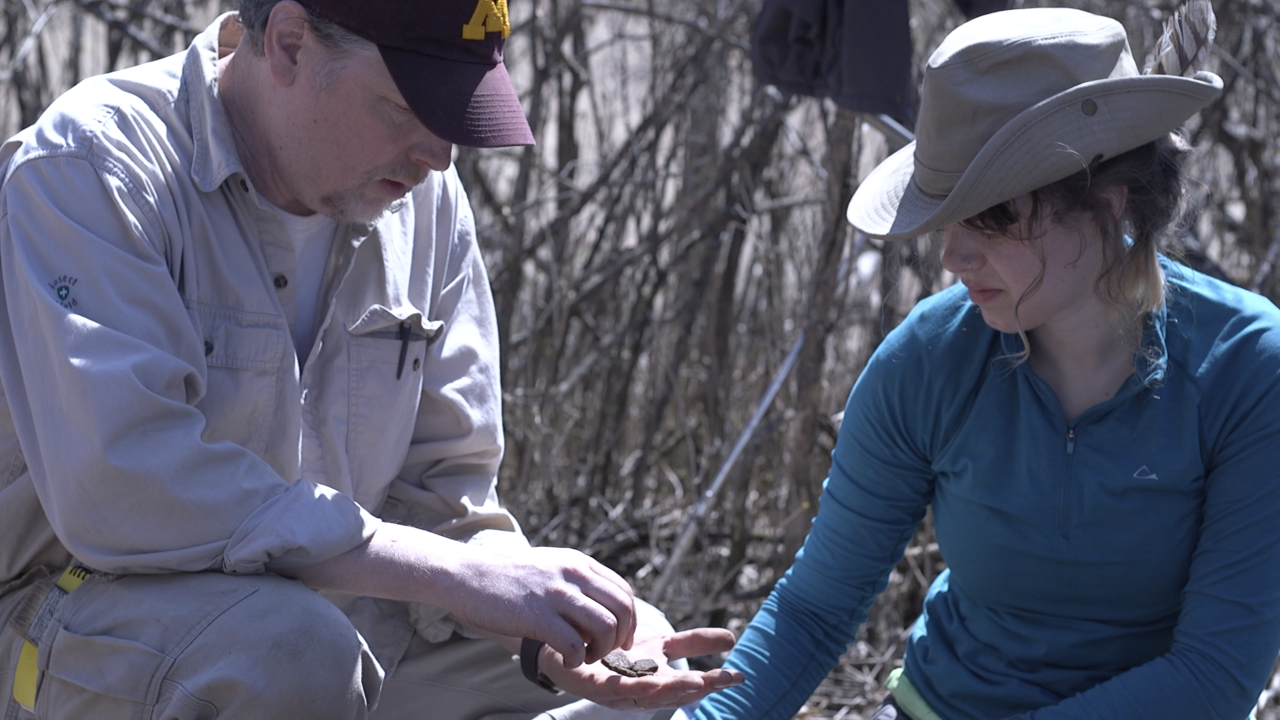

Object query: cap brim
[380,46,535,149]
[848,72,1223,240]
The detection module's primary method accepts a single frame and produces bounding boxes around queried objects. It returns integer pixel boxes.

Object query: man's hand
[286,523,637,668]
[537,628,744,711]
[443,544,638,667]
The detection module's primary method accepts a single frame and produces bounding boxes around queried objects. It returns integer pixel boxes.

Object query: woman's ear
[1098,184,1129,223]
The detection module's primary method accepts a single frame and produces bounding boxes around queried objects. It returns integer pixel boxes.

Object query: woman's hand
[537,627,745,711]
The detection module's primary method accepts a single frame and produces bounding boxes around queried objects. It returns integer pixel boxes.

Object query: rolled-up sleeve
[0,152,376,575]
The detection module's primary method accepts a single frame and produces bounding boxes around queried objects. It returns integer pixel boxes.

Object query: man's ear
[262,0,310,88]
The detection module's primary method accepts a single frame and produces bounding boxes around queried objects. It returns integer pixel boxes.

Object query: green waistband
[885,667,1258,720]
[886,667,941,720]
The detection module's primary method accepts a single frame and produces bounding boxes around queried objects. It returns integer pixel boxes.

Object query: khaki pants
[0,570,661,720]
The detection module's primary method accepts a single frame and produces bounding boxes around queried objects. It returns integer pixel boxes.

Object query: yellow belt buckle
[13,640,38,711]
[12,566,90,711]
[55,565,89,593]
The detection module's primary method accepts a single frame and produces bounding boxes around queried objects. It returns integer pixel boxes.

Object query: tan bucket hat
[846,7,1223,240]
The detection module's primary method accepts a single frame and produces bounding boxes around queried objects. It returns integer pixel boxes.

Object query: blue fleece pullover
[696,261,1280,719]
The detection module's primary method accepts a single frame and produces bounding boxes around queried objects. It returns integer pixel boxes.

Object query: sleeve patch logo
[49,275,79,309]
[463,0,510,39]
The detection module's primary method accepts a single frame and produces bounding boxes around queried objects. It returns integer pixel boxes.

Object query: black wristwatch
[520,638,561,694]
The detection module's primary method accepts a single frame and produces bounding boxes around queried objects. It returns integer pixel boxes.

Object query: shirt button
[273,275,288,289]
[412,358,421,372]
[239,178,248,192]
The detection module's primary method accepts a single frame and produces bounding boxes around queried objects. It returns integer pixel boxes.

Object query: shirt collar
[1133,302,1169,387]
[186,13,250,194]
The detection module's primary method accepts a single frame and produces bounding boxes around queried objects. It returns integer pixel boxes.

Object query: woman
[694,7,1280,720]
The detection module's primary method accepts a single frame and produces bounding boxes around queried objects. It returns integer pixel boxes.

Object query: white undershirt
[266,202,337,361]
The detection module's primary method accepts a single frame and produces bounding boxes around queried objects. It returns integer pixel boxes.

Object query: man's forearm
[284,521,462,603]
[281,522,636,668]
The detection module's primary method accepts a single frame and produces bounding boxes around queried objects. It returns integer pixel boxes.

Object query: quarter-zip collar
[997,288,1170,406]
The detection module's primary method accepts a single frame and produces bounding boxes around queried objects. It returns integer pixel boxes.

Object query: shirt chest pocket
[189,303,287,457]
[344,307,443,506]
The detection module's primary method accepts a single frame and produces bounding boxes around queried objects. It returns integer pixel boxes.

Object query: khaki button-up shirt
[0,14,523,663]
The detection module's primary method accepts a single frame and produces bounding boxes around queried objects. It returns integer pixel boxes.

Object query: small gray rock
[630,659,660,675]
[601,650,659,677]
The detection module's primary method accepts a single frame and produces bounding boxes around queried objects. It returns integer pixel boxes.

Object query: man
[0,1,742,717]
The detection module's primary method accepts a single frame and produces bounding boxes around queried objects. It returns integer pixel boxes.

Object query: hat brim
[847,72,1222,240]
[380,46,535,149]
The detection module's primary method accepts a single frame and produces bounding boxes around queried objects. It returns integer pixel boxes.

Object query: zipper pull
[1066,428,1076,455]
[396,320,410,380]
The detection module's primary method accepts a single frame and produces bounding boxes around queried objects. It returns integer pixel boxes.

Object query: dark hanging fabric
[750,0,1011,127]
[750,0,915,125]
[954,0,1011,20]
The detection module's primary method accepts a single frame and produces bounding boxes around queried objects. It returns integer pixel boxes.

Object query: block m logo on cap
[463,0,510,39]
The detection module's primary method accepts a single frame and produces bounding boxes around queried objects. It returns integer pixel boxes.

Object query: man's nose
[409,133,453,172]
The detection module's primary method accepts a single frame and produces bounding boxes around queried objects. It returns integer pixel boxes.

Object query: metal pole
[649,332,805,603]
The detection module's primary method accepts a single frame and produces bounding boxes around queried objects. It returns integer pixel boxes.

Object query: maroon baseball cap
[301,0,535,148]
